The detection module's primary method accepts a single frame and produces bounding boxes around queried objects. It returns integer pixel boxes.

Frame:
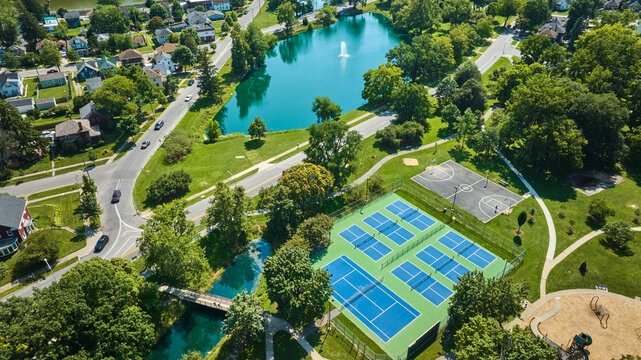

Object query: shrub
[13,231,59,277]
[567,227,574,235]
[302,17,308,26]
[587,199,615,227]
[603,221,635,252]
[368,174,385,192]
[557,211,565,219]
[375,121,424,149]
[164,130,192,162]
[633,217,640,225]
[146,170,192,203]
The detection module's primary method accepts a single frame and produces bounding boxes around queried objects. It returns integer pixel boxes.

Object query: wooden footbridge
[156,285,233,312]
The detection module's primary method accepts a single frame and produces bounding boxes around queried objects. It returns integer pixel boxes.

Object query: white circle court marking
[458,184,474,193]
[421,163,455,182]
[478,195,516,219]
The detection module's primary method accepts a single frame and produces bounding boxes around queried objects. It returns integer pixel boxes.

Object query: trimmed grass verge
[28,183,81,200]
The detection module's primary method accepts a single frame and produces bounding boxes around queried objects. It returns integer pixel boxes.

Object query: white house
[0,71,24,98]
[155,28,173,45]
[556,0,571,11]
[96,33,111,42]
[186,0,231,12]
[153,52,176,74]
[7,98,35,113]
[144,68,164,87]
[186,11,211,26]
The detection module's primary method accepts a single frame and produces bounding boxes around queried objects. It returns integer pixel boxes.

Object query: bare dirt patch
[566,171,625,196]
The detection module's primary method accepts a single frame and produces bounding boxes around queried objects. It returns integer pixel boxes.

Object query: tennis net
[354,234,375,249]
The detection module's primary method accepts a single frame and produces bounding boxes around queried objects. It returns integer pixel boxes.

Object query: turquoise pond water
[147,240,272,360]
[215,13,404,134]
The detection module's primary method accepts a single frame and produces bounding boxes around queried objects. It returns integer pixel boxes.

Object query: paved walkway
[27,189,81,203]
[265,314,328,360]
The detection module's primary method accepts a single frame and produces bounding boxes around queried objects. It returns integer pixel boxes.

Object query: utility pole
[43,258,58,282]
[452,185,459,215]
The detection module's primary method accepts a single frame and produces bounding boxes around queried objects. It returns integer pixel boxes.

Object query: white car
[185,95,193,102]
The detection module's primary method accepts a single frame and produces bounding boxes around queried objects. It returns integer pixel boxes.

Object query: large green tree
[442,0,472,24]
[362,63,404,105]
[248,117,268,139]
[0,17,18,47]
[0,100,49,171]
[204,182,250,250]
[171,45,196,70]
[92,75,137,118]
[90,5,130,34]
[197,52,224,103]
[520,34,566,70]
[311,96,342,122]
[263,246,332,325]
[494,62,547,103]
[391,82,433,125]
[279,163,334,208]
[138,201,209,289]
[386,34,454,83]
[222,290,265,352]
[265,185,302,240]
[517,0,551,32]
[277,2,297,34]
[19,11,47,46]
[390,0,442,32]
[305,120,362,185]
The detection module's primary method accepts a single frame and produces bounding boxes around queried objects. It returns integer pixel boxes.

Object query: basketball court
[411,160,524,223]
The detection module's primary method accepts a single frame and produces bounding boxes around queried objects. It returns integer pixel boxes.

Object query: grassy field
[482,56,513,87]
[28,183,81,200]
[29,192,84,231]
[38,83,70,100]
[54,133,125,168]
[252,1,279,29]
[0,229,85,286]
[547,233,641,297]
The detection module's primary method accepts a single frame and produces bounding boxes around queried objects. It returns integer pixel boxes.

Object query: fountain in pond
[338,41,350,58]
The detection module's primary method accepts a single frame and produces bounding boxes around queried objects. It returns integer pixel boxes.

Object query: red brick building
[0,195,35,258]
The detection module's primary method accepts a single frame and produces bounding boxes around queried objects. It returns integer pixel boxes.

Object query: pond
[215,13,403,134]
[147,239,273,360]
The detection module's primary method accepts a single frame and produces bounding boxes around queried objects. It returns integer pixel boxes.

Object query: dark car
[197,80,202,87]
[47,69,58,73]
[154,120,164,130]
[141,140,151,149]
[94,235,109,252]
[188,79,195,86]
[111,190,121,203]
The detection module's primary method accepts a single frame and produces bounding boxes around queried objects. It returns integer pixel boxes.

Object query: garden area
[29,191,85,231]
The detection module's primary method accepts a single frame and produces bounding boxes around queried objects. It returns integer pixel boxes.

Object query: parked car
[188,79,194,86]
[197,80,201,87]
[47,69,58,73]
[141,140,151,149]
[185,94,193,102]
[94,235,109,252]
[111,190,121,203]
[154,120,164,130]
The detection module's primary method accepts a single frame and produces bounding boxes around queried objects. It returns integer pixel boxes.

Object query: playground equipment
[567,333,593,360]
[590,296,610,329]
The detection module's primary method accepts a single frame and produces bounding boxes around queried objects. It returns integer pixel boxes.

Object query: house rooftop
[36,97,56,105]
[0,195,27,229]
[156,43,179,53]
[86,77,103,91]
[55,119,101,138]
[6,98,34,107]
[132,35,145,43]
[144,68,162,79]
[38,72,66,82]
[119,48,143,60]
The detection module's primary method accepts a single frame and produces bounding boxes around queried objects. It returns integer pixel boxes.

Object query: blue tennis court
[415,245,471,283]
[324,256,420,342]
[391,261,453,306]
[385,200,436,231]
[438,231,496,269]
[339,225,392,261]
[363,212,415,245]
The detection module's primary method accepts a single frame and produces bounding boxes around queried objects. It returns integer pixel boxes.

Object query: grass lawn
[29,192,85,231]
[28,183,81,200]
[482,56,513,88]
[54,133,125,168]
[521,169,641,256]
[252,1,279,29]
[359,0,392,20]
[547,233,641,297]
[24,77,39,97]
[0,229,85,286]
[38,83,71,100]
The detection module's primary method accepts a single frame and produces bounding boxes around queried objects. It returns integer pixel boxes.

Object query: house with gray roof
[64,11,81,28]
[186,11,210,26]
[55,119,102,150]
[6,98,34,113]
[36,97,56,110]
[76,60,99,81]
[0,194,35,258]
[38,72,67,88]
[85,76,103,93]
[96,33,111,42]
[7,45,26,58]
[68,36,89,56]
[96,56,117,71]
[155,28,173,45]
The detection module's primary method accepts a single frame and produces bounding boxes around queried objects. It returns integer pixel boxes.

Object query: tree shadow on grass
[437,127,454,139]
[599,238,635,257]
[447,146,472,163]
[244,139,265,151]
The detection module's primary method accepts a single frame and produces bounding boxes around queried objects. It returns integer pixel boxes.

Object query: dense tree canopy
[391,0,442,32]
[311,96,342,122]
[0,100,49,174]
[204,182,250,250]
[93,75,136,118]
[90,5,130,34]
[386,34,454,83]
[391,82,433,124]
[362,63,404,105]
[305,120,362,186]
[279,163,334,208]
[517,0,551,32]
[223,291,265,352]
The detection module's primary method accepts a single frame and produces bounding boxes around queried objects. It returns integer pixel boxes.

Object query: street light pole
[43,258,58,282]
[452,185,459,214]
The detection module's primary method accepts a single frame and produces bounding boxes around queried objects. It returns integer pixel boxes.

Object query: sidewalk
[265,314,329,360]
[11,157,115,181]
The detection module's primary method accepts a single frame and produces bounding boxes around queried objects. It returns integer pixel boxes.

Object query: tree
[454,61,482,87]
[454,315,556,360]
[386,34,454,83]
[277,2,297,34]
[520,34,566,69]
[449,24,476,62]
[204,182,250,250]
[206,119,222,142]
[362,63,403,105]
[77,191,103,221]
[494,63,547,103]
[265,185,303,240]
[441,103,461,129]
[180,27,200,52]
[488,0,521,27]
[603,221,635,252]
[311,96,342,122]
[517,210,527,233]
[164,75,179,97]
[0,99,49,170]
[0,17,18,47]
[117,115,140,137]
[149,3,168,18]
[452,78,487,112]
[390,0,442,32]
[231,24,251,74]
[163,130,192,162]
[305,120,362,185]
[66,49,81,62]
[566,0,602,38]
[625,128,641,171]
[147,16,165,31]
[475,18,493,39]
[14,231,59,276]
[391,82,433,125]
[197,52,223,103]
[81,174,98,194]
[1,53,20,69]
[98,0,121,5]
[146,170,192,203]
[587,199,615,227]
[454,108,480,147]
[317,5,336,26]
[172,0,185,21]
[90,5,130,34]
[435,77,458,106]
[517,0,551,32]
[139,201,209,288]
[442,0,472,23]
[223,291,265,352]
[263,246,332,325]
[171,45,196,70]
[248,117,268,140]
[247,23,269,68]
[290,214,334,252]
[566,92,628,169]
[181,351,205,360]
[569,24,641,98]
[19,12,47,46]
[279,163,334,208]
[375,121,424,149]
[443,271,528,349]
[93,75,136,118]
